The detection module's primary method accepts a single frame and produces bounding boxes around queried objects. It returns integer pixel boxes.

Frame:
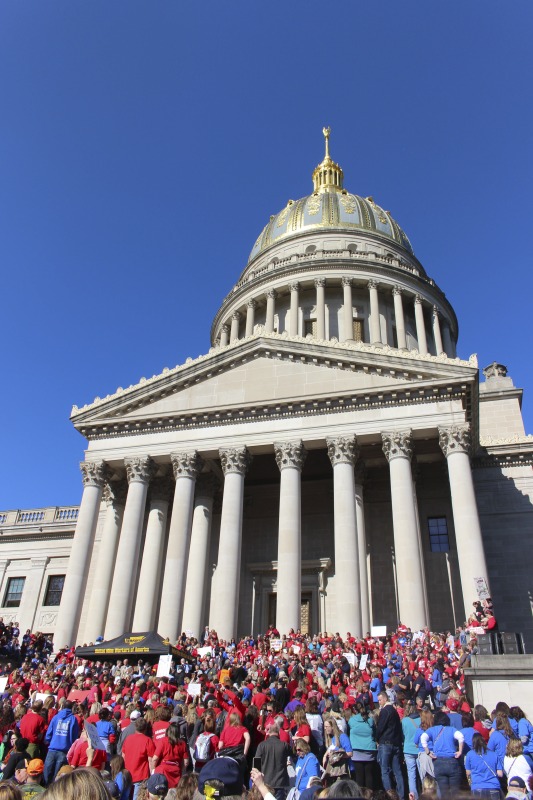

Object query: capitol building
[1,130,533,649]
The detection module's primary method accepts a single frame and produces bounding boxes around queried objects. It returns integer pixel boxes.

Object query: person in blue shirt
[510,706,533,770]
[322,717,352,786]
[461,712,477,754]
[293,738,321,790]
[369,670,382,703]
[491,703,520,736]
[401,701,421,799]
[348,701,377,790]
[420,711,464,797]
[465,732,503,798]
[488,713,516,766]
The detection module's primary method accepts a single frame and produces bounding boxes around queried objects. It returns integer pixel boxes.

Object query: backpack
[175,716,188,740]
[194,732,214,762]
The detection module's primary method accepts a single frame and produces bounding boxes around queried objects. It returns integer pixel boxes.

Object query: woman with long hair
[41,768,111,800]
[305,697,324,757]
[465,732,502,799]
[347,701,377,790]
[487,711,517,766]
[510,706,533,769]
[218,711,251,759]
[149,722,189,788]
[291,707,311,743]
[503,737,533,788]
[293,738,321,790]
[474,705,492,743]
[322,716,352,785]
[402,700,421,800]
[193,711,219,770]
[110,755,132,800]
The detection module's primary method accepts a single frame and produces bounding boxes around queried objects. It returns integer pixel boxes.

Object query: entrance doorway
[301,594,311,634]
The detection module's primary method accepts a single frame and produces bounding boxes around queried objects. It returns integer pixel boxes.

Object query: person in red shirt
[122,717,156,799]
[152,706,171,745]
[218,712,251,756]
[19,702,47,758]
[67,728,107,770]
[150,722,189,788]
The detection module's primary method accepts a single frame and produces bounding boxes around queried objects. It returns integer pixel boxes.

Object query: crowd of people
[0,618,528,800]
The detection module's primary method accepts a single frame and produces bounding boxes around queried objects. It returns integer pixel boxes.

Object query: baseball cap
[27,759,44,776]
[198,756,243,796]
[508,776,526,789]
[130,710,141,720]
[147,773,169,796]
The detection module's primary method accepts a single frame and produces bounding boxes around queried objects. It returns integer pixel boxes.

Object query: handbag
[287,756,312,800]
[325,747,349,777]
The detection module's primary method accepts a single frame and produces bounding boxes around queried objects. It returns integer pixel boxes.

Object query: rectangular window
[428,517,450,552]
[353,319,364,342]
[304,319,317,337]
[43,575,65,606]
[3,577,25,608]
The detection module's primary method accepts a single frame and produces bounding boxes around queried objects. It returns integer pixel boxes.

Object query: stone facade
[1,133,532,649]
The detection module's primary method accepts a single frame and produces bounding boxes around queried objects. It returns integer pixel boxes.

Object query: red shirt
[69,740,107,770]
[19,711,46,743]
[154,738,187,787]
[220,725,247,748]
[152,721,170,744]
[122,733,156,783]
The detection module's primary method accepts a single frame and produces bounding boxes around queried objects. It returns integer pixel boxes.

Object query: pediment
[71,333,478,436]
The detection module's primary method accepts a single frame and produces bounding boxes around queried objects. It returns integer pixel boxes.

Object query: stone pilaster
[245,299,256,337]
[315,278,326,340]
[392,286,407,349]
[342,277,353,342]
[414,295,428,355]
[289,283,299,337]
[368,280,381,344]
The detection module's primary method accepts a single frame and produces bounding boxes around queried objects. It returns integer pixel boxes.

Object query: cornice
[71,330,477,425]
[473,436,533,469]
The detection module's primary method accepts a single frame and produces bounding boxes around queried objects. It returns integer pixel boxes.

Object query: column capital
[314,278,326,288]
[125,456,156,485]
[326,436,359,467]
[433,305,440,319]
[221,322,230,333]
[247,298,257,308]
[392,285,403,296]
[274,440,307,471]
[80,460,107,488]
[341,276,352,287]
[220,446,253,475]
[266,289,277,300]
[382,430,413,462]
[414,293,424,305]
[103,480,128,506]
[232,311,241,321]
[170,451,203,480]
[368,279,379,290]
[288,281,300,292]
[438,424,471,457]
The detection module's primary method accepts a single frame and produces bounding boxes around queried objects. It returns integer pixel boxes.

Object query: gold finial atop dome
[312,126,344,194]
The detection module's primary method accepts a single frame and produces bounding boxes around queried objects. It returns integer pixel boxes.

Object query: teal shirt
[348,713,377,752]
[402,713,421,755]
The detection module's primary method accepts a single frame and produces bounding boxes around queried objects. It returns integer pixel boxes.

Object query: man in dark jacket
[375,691,404,797]
[43,701,80,784]
[254,725,292,800]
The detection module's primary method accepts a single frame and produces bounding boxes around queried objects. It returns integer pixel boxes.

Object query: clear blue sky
[1,2,532,510]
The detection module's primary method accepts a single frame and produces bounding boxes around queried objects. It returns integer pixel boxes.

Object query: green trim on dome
[247,191,414,262]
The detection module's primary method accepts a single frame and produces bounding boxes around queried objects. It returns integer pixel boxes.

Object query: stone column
[315,279,326,339]
[230,312,241,343]
[274,441,307,634]
[392,286,407,349]
[181,473,218,639]
[382,432,427,630]
[289,282,299,337]
[442,323,454,357]
[265,290,277,334]
[210,447,252,641]
[105,457,155,639]
[132,476,173,632]
[85,480,126,643]
[342,277,353,342]
[20,557,49,633]
[354,462,371,635]
[433,307,444,355]
[245,300,256,337]
[414,295,428,355]
[327,436,362,636]
[157,452,203,642]
[220,323,229,347]
[54,460,106,649]
[439,425,490,613]
[368,280,381,344]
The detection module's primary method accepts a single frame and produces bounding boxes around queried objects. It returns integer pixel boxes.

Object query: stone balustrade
[0,506,79,528]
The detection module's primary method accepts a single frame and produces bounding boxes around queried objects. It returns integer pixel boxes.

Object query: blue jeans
[377,743,404,796]
[433,757,462,798]
[43,749,68,785]
[404,753,419,799]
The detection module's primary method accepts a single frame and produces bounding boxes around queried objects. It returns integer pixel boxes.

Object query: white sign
[292,644,301,654]
[475,577,490,601]
[187,682,202,698]
[270,639,282,652]
[157,655,173,677]
[0,677,8,693]
[359,654,369,671]
[371,626,387,637]
[343,652,357,668]
[85,721,106,752]
[197,646,212,658]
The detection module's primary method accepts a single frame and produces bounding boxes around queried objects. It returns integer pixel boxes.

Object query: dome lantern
[312,126,344,193]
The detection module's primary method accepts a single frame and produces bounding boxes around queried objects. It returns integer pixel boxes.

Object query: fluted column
[54,461,106,649]
[265,290,277,334]
[342,277,353,342]
[382,432,427,630]
[354,462,371,635]
[230,312,241,342]
[414,295,428,355]
[327,436,362,636]
[245,300,256,337]
[157,452,203,641]
[368,280,382,344]
[85,480,126,643]
[433,306,444,355]
[315,279,326,339]
[220,323,229,347]
[439,425,489,613]
[275,441,307,634]
[392,286,407,349]
[132,476,173,631]
[211,447,252,641]
[289,282,299,337]
[442,323,454,357]
[181,473,218,639]
[105,456,155,639]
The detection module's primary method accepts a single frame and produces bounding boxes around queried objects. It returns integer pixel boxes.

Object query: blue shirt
[295,754,321,789]
[461,727,476,753]
[519,718,533,754]
[348,713,377,752]
[487,730,509,764]
[402,714,421,756]
[421,725,464,758]
[465,749,501,790]
[369,677,382,702]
